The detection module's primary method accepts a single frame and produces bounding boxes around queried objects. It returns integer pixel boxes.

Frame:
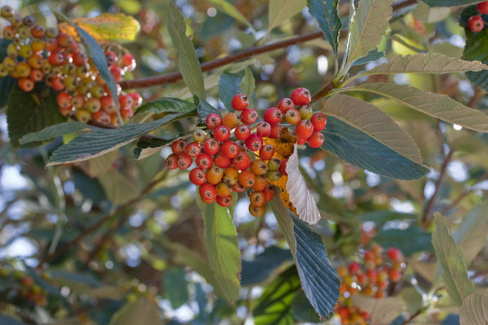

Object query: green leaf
[461,5,488,92]
[52,9,120,114]
[359,210,417,227]
[0,316,28,325]
[270,198,297,258]
[164,267,189,308]
[268,0,307,34]
[323,94,424,164]
[133,136,182,160]
[207,0,253,29]
[78,151,117,178]
[47,112,193,166]
[199,199,241,303]
[375,227,433,256]
[351,49,384,67]
[108,298,163,325]
[322,116,429,179]
[460,290,488,325]
[253,266,300,325]
[241,246,293,286]
[98,170,139,205]
[137,97,197,115]
[350,53,488,83]
[307,0,341,56]
[342,83,488,133]
[344,0,393,71]
[19,122,95,145]
[292,216,340,318]
[167,3,205,98]
[240,67,256,106]
[196,96,221,122]
[432,213,474,307]
[291,291,321,323]
[421,0,484,7]
[351,296,405,324]
[219,72,244,111]
[452,204,488,265]
[7,85,66,148]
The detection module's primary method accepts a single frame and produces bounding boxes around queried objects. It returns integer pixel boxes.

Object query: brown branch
[439,172,488,215]
[421,148,455,225]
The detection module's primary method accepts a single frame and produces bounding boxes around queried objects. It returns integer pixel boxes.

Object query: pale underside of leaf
[345,0,393,68]
[351,296,405,325]
[286,144,321,225]
[322,94,423,164]
[353,53,488,81]
[268,0,306,34]
[344,83,488,133]
[460,290,488,325]
[432,213,474,307]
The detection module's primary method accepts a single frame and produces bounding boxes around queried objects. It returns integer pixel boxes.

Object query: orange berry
[207,166,224,185]
[18,78,34,92]
[239,170,256,188]
[249,191,265,207]
[252,175,267,192]
[249,204,265,217]
[250,159,268,175]
[215,182,232,197]
[223,112,240,129]
[223,167,239,186]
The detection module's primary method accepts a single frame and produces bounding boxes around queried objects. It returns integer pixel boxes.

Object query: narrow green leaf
[20,122,95,145]
[432,213,474,307]
[268,0,306,34]
[240,67,255,106]
[422,0,484,7]
[270,198,297,259]
[133,136,182,160]
[207,0,253,29]
[137,97,197,115]
[350,53,488,83]
[52,9,119,113]
[219,73,244,111]
[342,83,488,133]
[322,94,424,164]
[199,199,241,303]
[344,0,393,70]
[321,116,429,179]
[196,96,221,122]
[108,298,163,325]
[241,246,293,286]
[164,267,189,308]
[307,0,341,56]
[47,112,194,166]
[452,205,488,265]
[167,3,205,98]
[351,49,384,67]
[7,85,66,148]
[460,290,488,325]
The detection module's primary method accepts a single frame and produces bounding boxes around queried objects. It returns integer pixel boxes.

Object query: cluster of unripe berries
[335,245,405,325]
[467,1,488,32]
[0,266,48,308]
[0,5,142,126]
[166,88,327,217]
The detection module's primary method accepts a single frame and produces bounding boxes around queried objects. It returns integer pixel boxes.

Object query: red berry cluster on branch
[0,5,141,126]
[335,245,405,325]
[166,87,327,217]
[467,1,488,32]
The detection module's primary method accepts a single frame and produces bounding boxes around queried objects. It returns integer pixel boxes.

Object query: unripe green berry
[299,105,313,120]
[6,43,18,58]
[268,158,281,171]
[193,129,208,143]
[0,64,9,77]
[19,45,33,58]
[90,85,105,98]
[266,170,282,181]
[46,27,59,38]
[10,14,23,27]
[18,26,31,39]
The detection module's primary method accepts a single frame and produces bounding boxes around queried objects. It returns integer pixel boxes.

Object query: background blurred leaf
[137,97,197,115]
[351,296,405,325]
[268,0,306,35]
[108,298,163,325]
[241,246,292,286]
[375,227,433,256]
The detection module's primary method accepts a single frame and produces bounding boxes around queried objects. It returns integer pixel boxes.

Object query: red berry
[48,52,64,66]
[285,108,301,125]
[278,98,294,113]
[477,1,488,14]
[51,76,65,91]
[177,153,192,170]
[348,262,361,274]
[263,107,283,125]
[235,124,251,141]
[105,51,118,66]
[269,125,284,139]
[364,251,374,261]
[129,92,142,108]
[166,154,179,169]
[31,25,46,38]
[203,138,220,155]
[189,168,207,185]
[221,141,240,159]
[468,15,484,32]
[297,137,307,145]
[199,183,217,202]
[206,113,222,130]
[196,153,214,169]
[231,94,249,111]
[91,110,111,124]
[185,142,201,157]
[216,195,233,207]
[29,69,43,82]
[213,125,231,142]
[110,66,124,82]
[100,96,116,113]
[72,51,87,66]
[291,87,311,106]
[214,152,232,168]
[388,269,402,282]
[119,93,134,109]
[240,108,258,125]
[257,122,271,137]
[57,92,72,109]
[259,144,275,160]
[18,78,34,92]
[233,182,246,192]
[311,113,327,131]
[279,158,288,176]
[263,185,275,202]
[386,247,403,261]
[233,151,251,170]
[245,134,263,151]
[121,53,136,71]
[307,132,325,148]
[171,139,188,154]
[296,119,314,139]
[366,269,378,282]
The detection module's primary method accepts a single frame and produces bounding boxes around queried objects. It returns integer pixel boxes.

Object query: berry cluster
[166,87,327,217]
[335,245,405,325]
[0,266,48,308]
[467,1,488,32]
[0,5,141,125]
